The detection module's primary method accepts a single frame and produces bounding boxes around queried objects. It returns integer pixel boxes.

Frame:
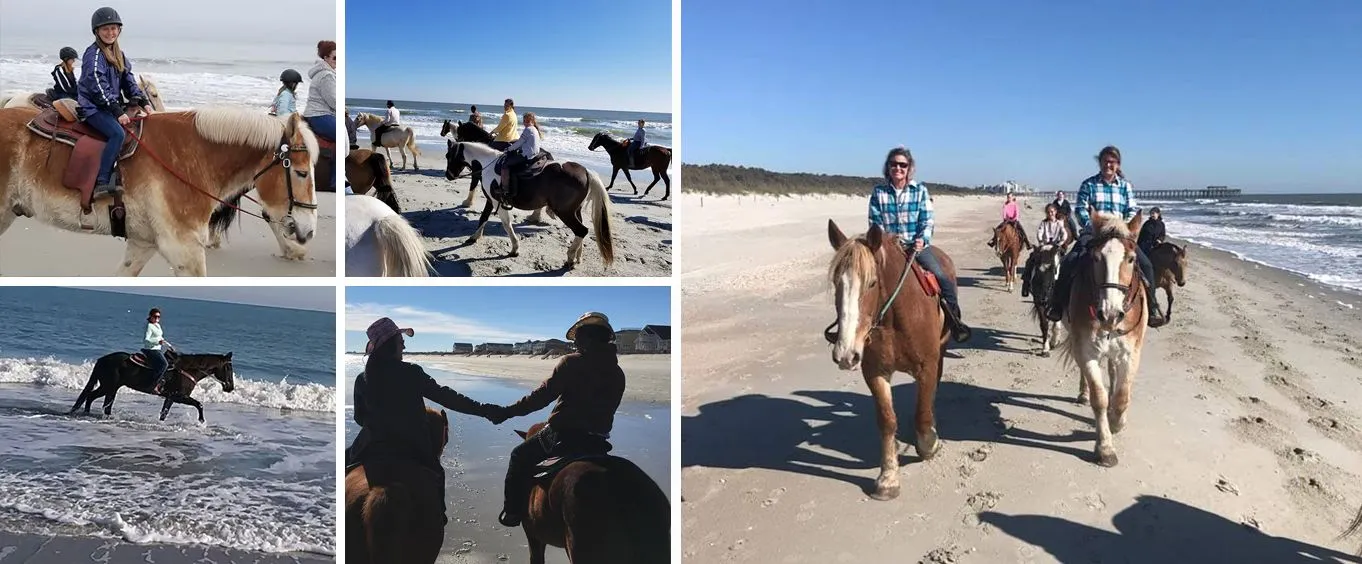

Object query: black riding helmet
[60,47,79,61]
[91,7,122,31]
[280,69,303,84]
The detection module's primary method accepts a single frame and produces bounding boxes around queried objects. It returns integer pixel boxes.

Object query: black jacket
[1138,218,1166,251]
[351,361,496,464]
[50,64,78,100]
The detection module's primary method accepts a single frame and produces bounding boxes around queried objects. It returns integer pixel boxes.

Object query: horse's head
[826,219,895,371]
[427,408,450,456]
[207,352,235,392]
[1086,211,1144,328]
[445,140,466,180]
[137,74,165,112]
[439,119,453,138]
[1172,244,1188,287]
[257,113,320,250]
[587,132,610,151]
[514,421,549,441]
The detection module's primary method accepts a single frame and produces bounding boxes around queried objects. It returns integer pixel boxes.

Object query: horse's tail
[362,482,412,563]
[70,355,111,413]
[372,214,433,277]
[586,169,615,266]
[406,130,422,158]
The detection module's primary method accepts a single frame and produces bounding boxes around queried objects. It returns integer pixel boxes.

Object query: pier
[1133,185,1240,199]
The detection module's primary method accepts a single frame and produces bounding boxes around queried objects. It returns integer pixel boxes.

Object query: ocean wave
[0,357,334,413]
[1270,214,1362,228]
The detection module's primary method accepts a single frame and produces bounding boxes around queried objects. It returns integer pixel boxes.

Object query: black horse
[586,132,672,200]
[69,351,236,422]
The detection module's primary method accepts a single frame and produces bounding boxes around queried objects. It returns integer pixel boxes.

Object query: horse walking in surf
[69,350,235,422]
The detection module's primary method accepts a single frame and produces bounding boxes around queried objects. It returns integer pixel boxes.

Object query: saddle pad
[531,453,615,480]
[912,263,941,297]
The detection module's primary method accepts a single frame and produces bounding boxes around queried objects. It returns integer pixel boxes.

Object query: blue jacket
[77,42,147,120]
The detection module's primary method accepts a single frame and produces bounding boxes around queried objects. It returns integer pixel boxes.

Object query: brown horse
[826,220,953,500]
[1149,242,1189,321]
[510,422,670,564]
[440,120,549,222]
[1063,211,1149,467]
[345,407,449,564]
[0,107,319,275]
[585,132,672,201]
[345,148,400,213]
[994,221,1024,292]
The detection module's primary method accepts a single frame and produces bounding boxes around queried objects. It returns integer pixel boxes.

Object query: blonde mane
[1090,212,1132,240]
[191,108,318,164]
[829,237,879,288]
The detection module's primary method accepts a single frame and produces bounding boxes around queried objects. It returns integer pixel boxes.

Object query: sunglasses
[889,162,911,169]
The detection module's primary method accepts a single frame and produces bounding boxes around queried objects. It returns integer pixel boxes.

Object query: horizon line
[344,96,671,116]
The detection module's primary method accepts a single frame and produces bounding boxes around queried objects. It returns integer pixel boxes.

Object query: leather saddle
[129,349,178,371]
[493,152,557,206]
[531,453,617,482]
[25,100,144,213]
[912,261,941,297]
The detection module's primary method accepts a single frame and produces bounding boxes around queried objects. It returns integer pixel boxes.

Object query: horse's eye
[298,171,309,178]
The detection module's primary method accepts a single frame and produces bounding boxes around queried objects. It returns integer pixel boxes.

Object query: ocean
[1138,193,1362,295]
[0,287,336,556]
[0,35,325,111]
[345,98,673,177]
[341,354,670,563]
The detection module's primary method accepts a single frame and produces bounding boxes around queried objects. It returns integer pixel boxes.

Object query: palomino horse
[345,148,400,213]
[1063,211,1149,467]
[345,194,432,277]
[1026,244,1065,355]
[445,141,615,270]
[354,112,422,171]
[1149,242,1189,321]
[585,132,672,201]
[1,74,166,112]
[345,407,449,564]
[826,220,954,500]
[0,107,319,275]
[69,351,235,422]
[994,221,1024,292]
[440,119,549,221]
[511,422,671,564]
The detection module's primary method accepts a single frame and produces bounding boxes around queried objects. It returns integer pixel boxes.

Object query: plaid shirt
[868,181,934,246]
[1074,173,1138,233]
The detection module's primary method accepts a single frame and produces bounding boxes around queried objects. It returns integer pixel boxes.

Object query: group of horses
[343,115,673,276]
[0,74,323,276]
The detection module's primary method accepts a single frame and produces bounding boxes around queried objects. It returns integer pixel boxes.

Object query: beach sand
[404,353,672,404]
[0,530,331,563]
[680,193,1362,562]
[361,152,671,277]
[0,194,336,276]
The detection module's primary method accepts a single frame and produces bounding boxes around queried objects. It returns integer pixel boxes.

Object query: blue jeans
[141,348,168,386]
[910,244,961,319]
[304,115,336,143]
[83,111,126,185]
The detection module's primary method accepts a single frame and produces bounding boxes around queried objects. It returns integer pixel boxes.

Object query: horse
[1026,243,1065,355]
[445,141,614,270]
[510,421,671,564]
[68,351,234,422]
[1,74,166,112]
[1148,242,1188,321]
[345,148,400,213]
[585,132,672,201]
[0,107,319,276]
[440,119,550,220]
[1061,210,1149,467]
[994,221,1024,292]
[345,407,449,564]
[345,193,433,277]
[353,112,422,171]
[825,220,954,500]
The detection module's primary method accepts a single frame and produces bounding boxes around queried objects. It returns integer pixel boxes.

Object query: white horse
[1,74,166,111]
[354,112,422,171]
[345,194,433,277]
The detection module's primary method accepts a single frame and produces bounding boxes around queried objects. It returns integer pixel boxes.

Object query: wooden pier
[1133,185,1240,199]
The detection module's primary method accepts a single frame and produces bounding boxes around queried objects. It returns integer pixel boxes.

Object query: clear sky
[345,286,670,352]
[0,0,334,47]
[682,0,1362,194]
[79,287,336,312]
[346,0,672,112]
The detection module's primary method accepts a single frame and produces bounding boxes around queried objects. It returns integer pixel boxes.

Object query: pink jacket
[1001,201,1019,221]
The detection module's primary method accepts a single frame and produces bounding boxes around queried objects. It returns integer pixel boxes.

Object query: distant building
[614,329,643,354]
[452,342,473,354]
[636,325,671,353]
[514,340,535,355]
[475,343,515,354]
[532,339,572,355]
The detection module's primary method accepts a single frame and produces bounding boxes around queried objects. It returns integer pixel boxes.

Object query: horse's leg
[1165,287,1174,320]
[179,396,205,423]
[460,177,477,208]
[606,167,620,190]
[1080,357,1117,466]
[159,397,174,421]
[914,356,943,460]
[526,206,546,225]
[661,170,671,200]
[621,169,638,195]
[498,206,520,257]
[559,205,590,269]
[115,239,158,276]
[642,170,663,198]
[528,536,547,564]
[864,371,900,500]
[156,238,208,277]
[467,199,494,243]
[102,386,121,416]
[1109,350,1140,435]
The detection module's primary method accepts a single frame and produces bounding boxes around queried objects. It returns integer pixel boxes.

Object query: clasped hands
[483,404,511,425]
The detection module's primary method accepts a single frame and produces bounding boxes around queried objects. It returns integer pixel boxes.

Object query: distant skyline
[346,0,671,113]
[345,286,669,352]
[682,0,1362,194]
[78,287,335,313]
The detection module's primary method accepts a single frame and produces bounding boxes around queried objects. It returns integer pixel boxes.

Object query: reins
[823,247,917,345]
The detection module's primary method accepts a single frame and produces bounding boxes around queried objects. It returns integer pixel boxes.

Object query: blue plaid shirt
[868,181,934,246]
[1074,173,1138,233]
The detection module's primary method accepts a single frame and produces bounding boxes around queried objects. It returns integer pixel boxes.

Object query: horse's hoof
[508,251,519,258]
[1096,449,1119,467]
[952,326,972,343]
[1075,395,1089,405]
[917,437,942,460]
[1038,350,1051,358]
[563,261,576,270]
[870,484,901,501]
[1110,418,1126,434]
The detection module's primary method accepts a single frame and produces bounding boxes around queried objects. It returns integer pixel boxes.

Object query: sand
[363,152,671,276]
[404,353,672,404]
[680,193,1362,562]
[0,530,331,563]
[0,193,336,276]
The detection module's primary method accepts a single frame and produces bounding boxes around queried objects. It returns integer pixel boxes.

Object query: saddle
[911,262,941,297]
[531,453,618,482]
[129,350,178,371]
[25,101,144,215]
[493,153,556,206]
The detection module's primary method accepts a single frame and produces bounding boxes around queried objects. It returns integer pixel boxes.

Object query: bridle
[1087,238,1141,336]
[824,246,917,345]
[251,135,318,217]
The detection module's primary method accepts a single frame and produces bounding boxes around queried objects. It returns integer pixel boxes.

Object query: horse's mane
[828,237,879,287]
[1088,213,1133,248]
[172,352,232,370]
[193,108,318,160]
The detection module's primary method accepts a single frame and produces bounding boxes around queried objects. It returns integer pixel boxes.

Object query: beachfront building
[451,342,473,354]
[530,339,572,355]
[636,325,671,353]
[614,329,643,354]
[475,343,515,355]
[514,340,536,355]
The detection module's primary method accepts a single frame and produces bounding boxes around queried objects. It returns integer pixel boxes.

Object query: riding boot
[1146,290,1167,328]
[93,170,124,200]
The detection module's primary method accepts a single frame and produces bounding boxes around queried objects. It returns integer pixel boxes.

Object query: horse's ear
[225,352,233,359]
[1127,210,1144,234]
[866,224,884,252]
[1179,243,1188,255]
[442,410,448,422]
[515,430,528,439]
[827,219,848,250]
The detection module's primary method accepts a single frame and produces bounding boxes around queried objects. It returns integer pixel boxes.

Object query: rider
[346,317,503,524]
[302,40,337,144]
[493,312,626,528]
[1052,190,1077,239]
[630,119,647,168]
[1045,146,1166,327]
[144,308,174,394]
[270,69,303,116]
[344,106,359,150]
[498,112,543,202]
[373,100,400,146]
[1020,203,1070,297]
[78,7,153,200]
[49,47,80,101]
[868,146,970,337]
[987,192,1034,249]
[1137,206,1166,254]
[469,105,483,128]
[489,98,519,150]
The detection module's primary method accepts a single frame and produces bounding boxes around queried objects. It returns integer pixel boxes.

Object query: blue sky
[345,286,670,351]
[682,0,1362,194]
[346,0,672,112]
[79,287,335,312]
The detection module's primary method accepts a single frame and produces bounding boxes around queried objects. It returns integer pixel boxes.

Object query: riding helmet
[60,46,79,61]
[91,7,122,31]
[280,69,303,84]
